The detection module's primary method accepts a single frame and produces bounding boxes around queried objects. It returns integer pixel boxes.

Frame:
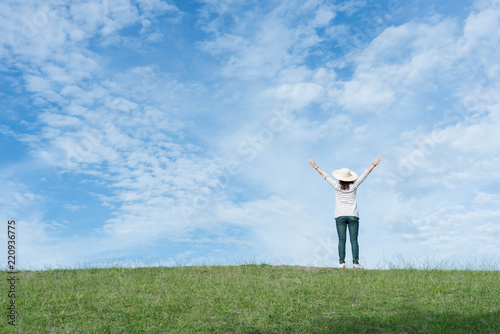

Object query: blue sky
[1,0,499,270]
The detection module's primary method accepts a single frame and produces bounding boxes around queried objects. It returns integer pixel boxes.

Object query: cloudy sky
[1,0,499,270]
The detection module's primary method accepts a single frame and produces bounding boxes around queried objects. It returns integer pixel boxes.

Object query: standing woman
[309,156,381,269]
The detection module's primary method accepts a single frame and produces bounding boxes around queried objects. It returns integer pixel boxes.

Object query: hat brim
[331,170,358,182]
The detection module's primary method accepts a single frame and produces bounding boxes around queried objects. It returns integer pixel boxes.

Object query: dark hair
[339,180,354,190]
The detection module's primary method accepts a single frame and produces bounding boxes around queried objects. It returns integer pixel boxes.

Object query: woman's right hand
[373,156,381,166]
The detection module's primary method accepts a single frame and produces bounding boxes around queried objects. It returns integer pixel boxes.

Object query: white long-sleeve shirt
[321,169,371,218]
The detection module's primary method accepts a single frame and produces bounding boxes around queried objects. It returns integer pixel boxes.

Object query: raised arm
[367,155,381,173]
[309,159,325,175]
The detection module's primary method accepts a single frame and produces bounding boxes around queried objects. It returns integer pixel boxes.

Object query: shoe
[353,263,362,269]
[338,263,345,268]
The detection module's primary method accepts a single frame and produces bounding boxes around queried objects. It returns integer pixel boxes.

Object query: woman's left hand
[309,159,317,168]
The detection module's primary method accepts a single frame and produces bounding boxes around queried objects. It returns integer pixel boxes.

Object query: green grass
[2,265,499,333]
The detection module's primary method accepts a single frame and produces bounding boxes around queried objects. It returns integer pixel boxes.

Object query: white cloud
[197,0,340,79]
[311,4,336,28]
[332,18,462,112]
[334,0,367,16]
[273,82,324,109]
[339,77,395,111]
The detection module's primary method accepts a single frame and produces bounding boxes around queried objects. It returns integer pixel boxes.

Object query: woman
[309,156,381,269]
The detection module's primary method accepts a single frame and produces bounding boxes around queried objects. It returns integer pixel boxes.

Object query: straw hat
[332,168,358,182]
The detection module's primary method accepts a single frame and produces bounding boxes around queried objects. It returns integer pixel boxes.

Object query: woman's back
[308,156,381,268]
[325,169,371,218]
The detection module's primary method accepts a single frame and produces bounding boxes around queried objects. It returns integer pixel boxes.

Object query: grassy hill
[2,265,499,333]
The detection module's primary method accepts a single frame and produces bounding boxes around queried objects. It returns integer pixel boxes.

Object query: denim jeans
[335,216,359,264]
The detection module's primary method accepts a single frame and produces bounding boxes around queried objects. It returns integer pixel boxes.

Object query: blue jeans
[336,216,359,264]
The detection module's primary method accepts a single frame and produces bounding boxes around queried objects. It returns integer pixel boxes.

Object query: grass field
[2,264,499,333]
